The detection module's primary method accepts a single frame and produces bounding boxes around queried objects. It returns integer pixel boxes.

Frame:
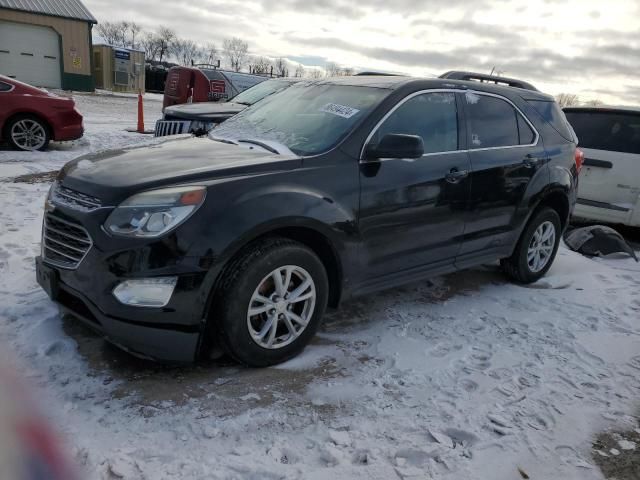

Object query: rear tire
[212,237,328,367]
[501,208,561,284]
[6,115,50,151]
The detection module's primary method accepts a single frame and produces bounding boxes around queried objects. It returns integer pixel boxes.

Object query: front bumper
[54,123,84,142]
[36,255,204,362]
[35,199,215,362]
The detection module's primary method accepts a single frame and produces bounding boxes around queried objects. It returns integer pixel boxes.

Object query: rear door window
[464,93,524,149]
[564,110,640,154]
[517,114,536,145]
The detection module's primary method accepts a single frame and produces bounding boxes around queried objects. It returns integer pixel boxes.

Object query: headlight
[45,181,57,204]
[104,186,206,238]
[191,121,214,133]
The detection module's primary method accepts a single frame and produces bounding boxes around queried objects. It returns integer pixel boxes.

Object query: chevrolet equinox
[36,72,580,366]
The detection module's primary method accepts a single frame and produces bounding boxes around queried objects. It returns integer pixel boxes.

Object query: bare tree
[222,37,248,72]
[274,57,288,77]
[118,21,130,46]
[95,21,123,46]
[556,93,580,108]
[325,62,353,76]
[203,42,218,65]
[140,32,160,61]
[325,61,341,77]
[250,56,272,74]
[583,99,604,107]
[307,68,323,79]
[112,21,130,47]
[127,22,142,49]
[172,38,202,66]
[293,64,305,78]
[156,26,176,64]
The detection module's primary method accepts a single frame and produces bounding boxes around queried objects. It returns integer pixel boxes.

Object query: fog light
[112,277,177,307]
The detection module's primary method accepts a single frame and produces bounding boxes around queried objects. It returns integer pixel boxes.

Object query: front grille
[154,120,191,137]
[51,183,102,211]
[43,214,92,269]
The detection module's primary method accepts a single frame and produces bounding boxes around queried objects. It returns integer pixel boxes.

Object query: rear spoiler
[440,71,538,92]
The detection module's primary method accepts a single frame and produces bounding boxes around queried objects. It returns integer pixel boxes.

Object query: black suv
[36,72,579,366]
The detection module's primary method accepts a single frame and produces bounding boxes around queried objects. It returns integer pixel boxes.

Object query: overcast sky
[85,0,640,105]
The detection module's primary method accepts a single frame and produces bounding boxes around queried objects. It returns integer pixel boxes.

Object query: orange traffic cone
[137,90,144,133]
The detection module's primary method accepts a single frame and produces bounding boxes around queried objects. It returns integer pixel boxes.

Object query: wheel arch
[218,223,344,308]
[506,186,571,259]
[197,221,345,358]
[533,188,571,231]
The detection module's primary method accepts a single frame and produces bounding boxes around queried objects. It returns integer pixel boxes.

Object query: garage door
[0,21,61,89]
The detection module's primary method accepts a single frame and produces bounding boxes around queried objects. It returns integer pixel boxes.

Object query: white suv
[564,106,640,227]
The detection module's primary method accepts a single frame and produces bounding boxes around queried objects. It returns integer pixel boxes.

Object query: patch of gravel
[593,420,640,479]
[10,170,58,184]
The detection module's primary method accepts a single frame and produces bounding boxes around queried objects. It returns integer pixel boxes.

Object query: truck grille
[42,214,92,269]
[154,120,191,137]
[51,183,102,211]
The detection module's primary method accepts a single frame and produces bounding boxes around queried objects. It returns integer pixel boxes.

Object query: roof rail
[439,71,538,91]
[355,71,400,76]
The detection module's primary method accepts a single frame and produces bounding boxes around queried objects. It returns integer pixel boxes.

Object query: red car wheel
[7,115,50,151]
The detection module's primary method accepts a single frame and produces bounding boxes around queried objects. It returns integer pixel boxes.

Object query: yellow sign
[72,55,81,68]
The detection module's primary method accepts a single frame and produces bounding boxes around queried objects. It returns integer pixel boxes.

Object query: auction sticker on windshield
[320,103,360,119]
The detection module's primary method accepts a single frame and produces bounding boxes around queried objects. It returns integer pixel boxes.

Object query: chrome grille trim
[51,184,102,211]
[42,214,92,270]
[154,120,191,137]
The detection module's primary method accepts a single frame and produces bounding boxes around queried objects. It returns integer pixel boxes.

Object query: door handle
[445,168,469,183]
[523,155,547,168]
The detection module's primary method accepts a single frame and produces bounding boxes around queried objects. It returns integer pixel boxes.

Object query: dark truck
[36,72,580,367]
[155,78,300,137]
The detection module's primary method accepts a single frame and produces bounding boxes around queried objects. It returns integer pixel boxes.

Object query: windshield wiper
[210,137,238,145]
[237,139,279,154]
[234,101,251,106]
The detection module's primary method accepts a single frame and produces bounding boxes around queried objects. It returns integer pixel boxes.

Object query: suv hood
[59,137,300,204]
[164,102,246,121]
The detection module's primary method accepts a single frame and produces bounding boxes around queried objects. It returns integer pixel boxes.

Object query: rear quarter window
[0,81,12,92]
[527,100,574,142]
[564,110,640,155]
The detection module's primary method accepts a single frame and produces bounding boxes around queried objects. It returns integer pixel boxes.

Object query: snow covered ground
[1,92,640,480]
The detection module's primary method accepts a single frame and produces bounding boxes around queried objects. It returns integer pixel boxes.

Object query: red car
[0,75,83,151]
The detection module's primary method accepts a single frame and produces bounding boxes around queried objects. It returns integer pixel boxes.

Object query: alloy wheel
[247,265,316,349]
[11,119,47,151]
[527,221,556,273]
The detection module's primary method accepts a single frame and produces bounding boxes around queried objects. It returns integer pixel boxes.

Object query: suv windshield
[210,82,389,155]
[230,79,293,106]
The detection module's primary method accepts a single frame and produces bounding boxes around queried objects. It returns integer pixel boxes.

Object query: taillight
[575,148,584,173]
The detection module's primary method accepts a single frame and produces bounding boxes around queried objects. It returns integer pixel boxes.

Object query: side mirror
[364,134,424,160]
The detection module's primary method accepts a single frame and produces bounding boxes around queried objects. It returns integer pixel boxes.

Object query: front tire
[6,115,50,151]
[213,237,329,367]
[501,208,561,284]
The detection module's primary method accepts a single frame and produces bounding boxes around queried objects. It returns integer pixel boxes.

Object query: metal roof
[0,0,97,23]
